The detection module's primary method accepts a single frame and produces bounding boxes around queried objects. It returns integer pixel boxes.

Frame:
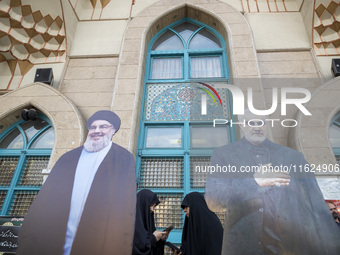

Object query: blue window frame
[330,112,340,164]
[0,114,54,216]
[137,19,235,244]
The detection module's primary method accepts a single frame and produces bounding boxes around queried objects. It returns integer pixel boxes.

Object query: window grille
[0,116,53,216]
[190,156,210,188]
[164,244,181,255]
[336,155,340,165]
[154,193,184,230]
[0,156,19,186]
[18,156,49,186]
[0,191,7,211]
[138,19,233,245]
[215,211,226,227]
[139,157,184,189]
[8,190,38,216]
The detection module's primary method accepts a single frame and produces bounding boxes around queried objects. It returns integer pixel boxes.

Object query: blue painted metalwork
[136,18,235,244]
[0,114,53,216]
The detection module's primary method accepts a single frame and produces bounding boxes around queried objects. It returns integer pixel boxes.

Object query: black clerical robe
[205,138,340,255]
[180,192,223,255]
[132,189,164,255]
[17,143,136,255]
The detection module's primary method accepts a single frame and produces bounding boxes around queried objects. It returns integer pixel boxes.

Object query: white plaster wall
[131,0,159,17]
[69,20,128,56]
[246,12,311,50]
[316,56,337,81]
[299,0,314,43]
[0,62,11,90]
[62,0,79,55]
[219,0,243,12]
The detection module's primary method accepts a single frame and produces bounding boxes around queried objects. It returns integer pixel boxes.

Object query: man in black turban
[17,110,136,255]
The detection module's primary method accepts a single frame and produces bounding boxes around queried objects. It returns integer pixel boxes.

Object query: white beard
[83,130,114,152]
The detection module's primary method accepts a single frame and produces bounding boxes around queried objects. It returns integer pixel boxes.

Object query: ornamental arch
[0,83,86,168]
[290,77,340,166]
[112,0,262,153]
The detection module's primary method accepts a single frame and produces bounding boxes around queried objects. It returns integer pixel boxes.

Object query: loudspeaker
[34,68,54,85]
[21,109,38,121]
[331,59,340,77]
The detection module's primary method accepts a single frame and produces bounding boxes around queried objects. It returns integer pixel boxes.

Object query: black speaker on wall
[331,59,340,77]
[34,68,54,85]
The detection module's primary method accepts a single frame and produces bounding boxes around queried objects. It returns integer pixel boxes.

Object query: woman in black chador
[132,189,168,255]
[178,192,223,255]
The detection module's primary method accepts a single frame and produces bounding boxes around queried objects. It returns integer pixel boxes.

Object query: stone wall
[257,50,321,146]
[60,57,118,122]
[0,83,86,167]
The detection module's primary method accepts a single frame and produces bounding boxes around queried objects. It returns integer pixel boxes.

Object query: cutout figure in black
[133,189,169,255]
[17,110,136,255]
[172,192,223,255]
[205,110,340,254]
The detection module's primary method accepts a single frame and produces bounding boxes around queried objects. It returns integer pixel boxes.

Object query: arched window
[137,19,234,244]
[0,115,54,216]
[330,112,340,164]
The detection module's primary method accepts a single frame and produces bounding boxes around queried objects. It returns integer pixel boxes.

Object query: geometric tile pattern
[70,0,115,20]
[144,82,230,122]
[0,0,66,90]
[313,0,340,55]
[0,0,66,64]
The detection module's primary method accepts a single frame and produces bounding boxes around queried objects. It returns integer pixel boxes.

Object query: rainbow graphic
[197,82,223,106]
[197,82,223,115]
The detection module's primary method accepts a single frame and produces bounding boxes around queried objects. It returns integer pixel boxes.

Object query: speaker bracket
[34,68,54,85]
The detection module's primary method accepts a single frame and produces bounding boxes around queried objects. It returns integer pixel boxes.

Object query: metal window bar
[215,211,226,227]
[139,157,184,189]
[164,244,181,255]
[154,193,184,230]
[336,155,340,165]
[8,190,38,216]
[190,156,211,188]
[18,156,49,186]
[0,156,19,187]
[0,191,7,212]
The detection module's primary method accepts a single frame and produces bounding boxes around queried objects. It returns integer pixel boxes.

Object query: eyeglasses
[89,124,112,131]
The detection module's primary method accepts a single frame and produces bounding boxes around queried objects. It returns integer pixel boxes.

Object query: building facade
[1,0,340,247]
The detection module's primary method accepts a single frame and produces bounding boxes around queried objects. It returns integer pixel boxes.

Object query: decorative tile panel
[313,0,340,56]
[144,82,230,121]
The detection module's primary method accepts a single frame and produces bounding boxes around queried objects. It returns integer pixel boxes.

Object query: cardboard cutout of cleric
[17,110,136,255]
[205,110,340,255]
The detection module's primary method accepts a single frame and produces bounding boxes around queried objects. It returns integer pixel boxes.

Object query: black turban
[86,110,121,131]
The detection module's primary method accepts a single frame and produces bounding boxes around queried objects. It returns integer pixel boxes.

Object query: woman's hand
[153,230,167,241]
[170,247,182,255]
[160,230,169,241]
